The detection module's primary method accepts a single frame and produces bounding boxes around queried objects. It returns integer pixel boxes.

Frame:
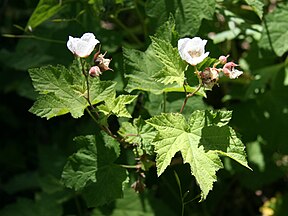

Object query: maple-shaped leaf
[61,133,128,206]
[29,61,116,119]
[146,110,250,201]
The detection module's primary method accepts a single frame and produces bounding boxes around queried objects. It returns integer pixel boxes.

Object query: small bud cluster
[178,37,243,89]
[90,50,112,77]
[67,33,112,77]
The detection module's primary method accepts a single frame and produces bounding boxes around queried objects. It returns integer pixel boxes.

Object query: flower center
[188,48,202,58]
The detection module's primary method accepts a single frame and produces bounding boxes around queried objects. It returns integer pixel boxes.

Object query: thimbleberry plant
[28,17,250,209]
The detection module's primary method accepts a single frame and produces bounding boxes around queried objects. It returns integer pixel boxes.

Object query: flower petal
[67,33,100,58]
[178,37,209,65]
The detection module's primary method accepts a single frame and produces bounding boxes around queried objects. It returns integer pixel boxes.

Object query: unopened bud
[218,55,229,64]
[89,66,102,77]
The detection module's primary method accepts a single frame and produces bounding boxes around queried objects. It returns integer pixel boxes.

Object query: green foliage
[119,117,156,155]
[146,0,215,36]
[62,134,128,206]
[2,0,288,215]
[259,3,288,56]
[29,61,116,119]
[244,0,264,19]
[26,0,63,31]
[98,94,137,118]
[151,36,187,86]
[146,110,250,200]
[123,18,206,97]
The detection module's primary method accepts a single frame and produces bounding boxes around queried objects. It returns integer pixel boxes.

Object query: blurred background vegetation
[1,0,288,215]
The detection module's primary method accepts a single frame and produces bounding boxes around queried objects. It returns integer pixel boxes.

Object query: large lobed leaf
[146,110,250,201]
[29,61,116,119]
[61,133,128,206]
[123,18,206,96]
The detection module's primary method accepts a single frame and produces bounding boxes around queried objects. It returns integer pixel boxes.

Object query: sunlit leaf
[146,110,250,200]
[29,62,116,118]
[151,37,187,86]
[98,94,137,118]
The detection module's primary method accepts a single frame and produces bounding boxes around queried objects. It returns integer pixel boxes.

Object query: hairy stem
[179,84,202,114]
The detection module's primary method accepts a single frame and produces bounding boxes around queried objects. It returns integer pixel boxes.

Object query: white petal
[67,33,100,57]
[229,69,243,79]
[177,37,209,65]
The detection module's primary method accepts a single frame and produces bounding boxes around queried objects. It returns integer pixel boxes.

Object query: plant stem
[2,33,65,44]
[78,58,93,107]
[179,84,202,114]
[119,164,141,169]
[183,193,201,205]
[174,171,185,216]
[163,92,167,113]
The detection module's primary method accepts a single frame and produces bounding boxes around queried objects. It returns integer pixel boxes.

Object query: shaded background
[1,0,288,215]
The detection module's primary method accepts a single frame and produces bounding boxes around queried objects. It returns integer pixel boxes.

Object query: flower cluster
[178,37,243,88]
[67,33,112,77]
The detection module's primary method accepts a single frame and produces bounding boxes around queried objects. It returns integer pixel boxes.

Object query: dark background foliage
[1,0,288,215]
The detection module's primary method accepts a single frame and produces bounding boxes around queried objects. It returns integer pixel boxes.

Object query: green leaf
[62,136,98,191]
[29,94,70,119]
[29,62,116,118]
[247,137,265,171]
[62,134,122,191]
[123,46,205,96]
[146,0,215,36]
[82,165,129,207]
[146,110,250,200]
[151,37,187,86]
[259,3,288,56]
[154,15,178,44]
[244,0,264,19]
[123,47,165,94]
[62,133,128,206]
[98,94,137,118]
[26,0,63,31]
[119,117,156,155]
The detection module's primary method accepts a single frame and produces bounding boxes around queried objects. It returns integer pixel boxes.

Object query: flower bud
[131,179,146,193]
[94,52,112,72]
[223,62,243,79]
[89,66,102,77]
[218,55,229,64]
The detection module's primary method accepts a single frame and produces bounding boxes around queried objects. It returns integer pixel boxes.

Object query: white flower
[67,33,99,58]
[178,37,209,66]
[223,62,243,79]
